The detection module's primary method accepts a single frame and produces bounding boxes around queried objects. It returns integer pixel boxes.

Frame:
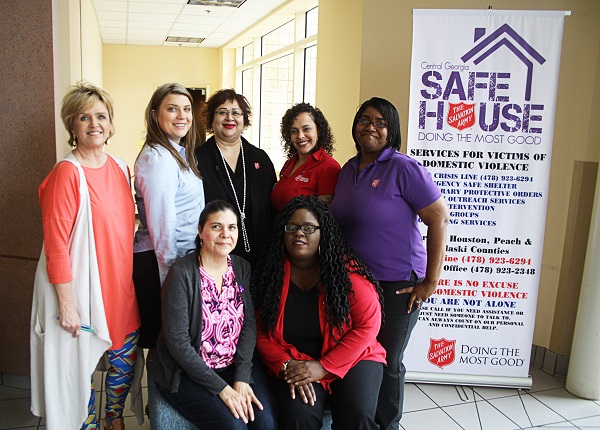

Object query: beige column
[566,170,600,400]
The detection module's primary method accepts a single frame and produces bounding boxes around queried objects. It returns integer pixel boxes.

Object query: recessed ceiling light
[165,36,205,44]
[187,0,247,7]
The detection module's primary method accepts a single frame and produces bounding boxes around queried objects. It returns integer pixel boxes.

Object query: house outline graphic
[460,23,546,101]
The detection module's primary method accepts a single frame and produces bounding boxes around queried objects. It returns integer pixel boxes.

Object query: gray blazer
[151,252,256,395]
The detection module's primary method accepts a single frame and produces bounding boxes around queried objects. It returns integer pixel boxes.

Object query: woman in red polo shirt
[270,103,341,212]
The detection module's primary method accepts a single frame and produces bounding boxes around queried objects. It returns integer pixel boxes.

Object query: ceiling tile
[241,0,285,10]
[92,0,127,12]
[93,0,292,47]
[96,10,127,21]
[172,22,217,32]
[128,28,169,36]
[99,19,127,29]
[168,30,210,38]
[175,14,223,25]
[129,0,186,4]
[183,4,237,17]
[128,2,184,14]
[128,21,172,30]
[128,12,178,22]
[102,28,127,36]
[128,39,163,45]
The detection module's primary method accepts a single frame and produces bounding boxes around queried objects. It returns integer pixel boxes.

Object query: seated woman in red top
[270,103,341,212]
[252,196,386,430]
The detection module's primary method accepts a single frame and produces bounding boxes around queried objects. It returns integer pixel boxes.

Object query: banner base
[406,371,533,390]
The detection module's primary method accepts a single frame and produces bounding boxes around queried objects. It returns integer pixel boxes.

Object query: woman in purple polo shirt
[330,97,449,430]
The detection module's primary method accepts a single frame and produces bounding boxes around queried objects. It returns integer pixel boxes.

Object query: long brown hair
[142,83,200,176]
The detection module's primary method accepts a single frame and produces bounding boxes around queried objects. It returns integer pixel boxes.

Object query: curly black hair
[251,195,383,343]
[280,103,335,159]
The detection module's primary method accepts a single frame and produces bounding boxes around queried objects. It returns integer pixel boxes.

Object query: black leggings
[133,250,162,348]
[270,360,383,430]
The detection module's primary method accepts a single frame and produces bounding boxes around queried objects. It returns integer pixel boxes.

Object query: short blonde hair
[60,81,115,147]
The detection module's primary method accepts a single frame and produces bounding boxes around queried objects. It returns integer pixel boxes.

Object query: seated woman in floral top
[151,200,275,430]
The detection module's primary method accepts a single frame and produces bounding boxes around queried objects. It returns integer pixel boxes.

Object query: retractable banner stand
[404,9,565,388]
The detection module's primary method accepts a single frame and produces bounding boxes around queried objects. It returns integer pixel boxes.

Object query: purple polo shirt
[331,147,441,281]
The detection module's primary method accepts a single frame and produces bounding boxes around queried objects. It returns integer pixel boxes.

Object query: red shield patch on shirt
[372,179,380,188]
[447,102,475,130]
[428,338,456,369]
[254,162,260,170]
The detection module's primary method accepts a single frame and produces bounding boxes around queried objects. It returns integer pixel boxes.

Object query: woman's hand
[233,381,263,422]
[58,304,82,337]
[288,381,317,406]
[396,279,437,313]
[218,385,252,423]
[399,196,449,313]
[284,359,328,386]
[54,282,82,337]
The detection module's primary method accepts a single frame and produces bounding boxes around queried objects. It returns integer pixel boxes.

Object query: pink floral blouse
[199,257,245,369]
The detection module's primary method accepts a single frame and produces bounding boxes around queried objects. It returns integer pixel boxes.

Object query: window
[304,45,317,106]
[260,54,294,171]
[236,6,319,172]
[261,21,294,56]
[241,68,254,137]
[242,42,254,64]
[305,6,318,37]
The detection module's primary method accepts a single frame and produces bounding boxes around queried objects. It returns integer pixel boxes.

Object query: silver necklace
[216,141,250,253]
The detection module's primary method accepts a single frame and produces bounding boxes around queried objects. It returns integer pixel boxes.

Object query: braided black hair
[252,196,383,342]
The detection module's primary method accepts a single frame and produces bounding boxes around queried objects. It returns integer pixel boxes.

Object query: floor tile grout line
[516,389,534,428]
[414,383,449,409]
[412,383,467,429]
[471,386,484,430]
[416,382,538,406]
[478,392,526,429]
[527,390,580,423]
[439,403,468,430]
[415,383,477,408]
[471,385,529,430]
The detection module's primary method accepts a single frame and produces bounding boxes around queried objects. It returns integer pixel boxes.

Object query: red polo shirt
[270,148,341,212]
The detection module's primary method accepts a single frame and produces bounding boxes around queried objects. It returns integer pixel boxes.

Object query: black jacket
[196,136,277,266]
[152,253,255,395]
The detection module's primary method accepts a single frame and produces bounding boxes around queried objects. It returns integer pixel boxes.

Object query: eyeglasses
[357,118,388,128]
[284,224,320,234]
[215,109,244,118]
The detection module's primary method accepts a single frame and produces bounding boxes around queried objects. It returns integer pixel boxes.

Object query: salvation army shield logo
[428,338,456,369]
[447,102,475,130]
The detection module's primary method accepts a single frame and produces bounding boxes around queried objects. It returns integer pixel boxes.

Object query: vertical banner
[405,9,565,388]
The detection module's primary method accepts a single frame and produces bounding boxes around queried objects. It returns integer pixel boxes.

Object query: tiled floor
[2,367,600,429]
